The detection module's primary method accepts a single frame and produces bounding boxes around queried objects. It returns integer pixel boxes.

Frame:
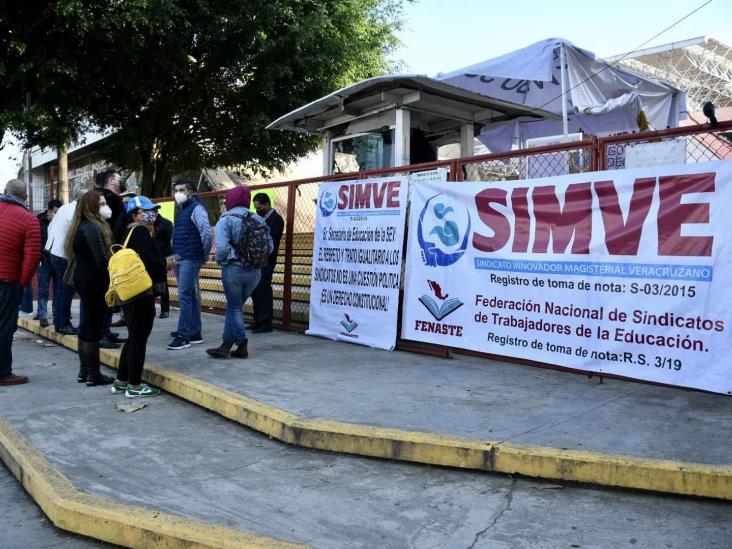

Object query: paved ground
[1,460,106,548]
[1,329,731,548]
[126,306,732,465]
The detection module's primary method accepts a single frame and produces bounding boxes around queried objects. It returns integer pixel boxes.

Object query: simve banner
[307,176,408,351]
[402,161,732,394]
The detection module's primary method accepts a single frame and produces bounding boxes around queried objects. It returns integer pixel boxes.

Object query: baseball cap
[125,195,159,213]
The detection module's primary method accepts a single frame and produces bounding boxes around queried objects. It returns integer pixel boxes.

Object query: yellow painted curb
[0,416,304,548]
[19,317,732,501]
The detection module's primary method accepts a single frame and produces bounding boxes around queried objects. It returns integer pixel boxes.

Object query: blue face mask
[141,211,157,225]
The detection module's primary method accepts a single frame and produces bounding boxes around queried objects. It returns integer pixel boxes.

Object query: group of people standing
[0,173,284,399]
[167,181,283,357]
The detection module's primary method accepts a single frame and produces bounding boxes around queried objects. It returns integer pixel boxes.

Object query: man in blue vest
[168,180,212,350]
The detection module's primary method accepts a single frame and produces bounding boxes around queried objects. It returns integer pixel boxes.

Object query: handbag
[62,255,76,287]
[105,225,153,306]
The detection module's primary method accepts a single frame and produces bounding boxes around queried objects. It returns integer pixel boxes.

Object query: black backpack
[227,212,270,268]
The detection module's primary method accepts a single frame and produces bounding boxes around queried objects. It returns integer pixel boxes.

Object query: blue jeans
[175,259,203,339]
[19,283,33,313]
[49,255,75,330]
[36,259,52,319]
[221,264,261,344]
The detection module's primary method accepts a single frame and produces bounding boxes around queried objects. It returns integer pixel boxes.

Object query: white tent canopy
[439,38,687,152]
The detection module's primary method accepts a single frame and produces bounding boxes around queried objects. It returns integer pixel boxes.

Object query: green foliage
[0,1,90,149]
[2,0,408,197]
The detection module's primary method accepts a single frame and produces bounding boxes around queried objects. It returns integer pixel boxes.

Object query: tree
[70,0,408,197]
[0,1,89,154]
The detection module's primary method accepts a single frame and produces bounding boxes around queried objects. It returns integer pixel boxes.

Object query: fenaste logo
[414,280,464,337]
[472,173,715,257]
[419,280,463,320]
[339,313,359,338]
[418,193,471,267]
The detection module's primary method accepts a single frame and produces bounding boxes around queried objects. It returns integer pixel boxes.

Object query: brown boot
[206,340,234,358]
[0,374,29,385]
[230,340,248,359]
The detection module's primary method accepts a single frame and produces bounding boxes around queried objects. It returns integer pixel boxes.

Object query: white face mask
[174,192,188,205]
[100,205,112,220]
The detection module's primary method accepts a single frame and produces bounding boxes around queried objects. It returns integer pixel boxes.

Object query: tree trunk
[58,142,69,203]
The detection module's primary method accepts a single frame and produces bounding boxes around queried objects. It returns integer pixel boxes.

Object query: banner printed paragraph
[307,176,408,350]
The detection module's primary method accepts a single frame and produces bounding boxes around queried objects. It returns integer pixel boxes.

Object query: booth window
[333,130,394,173]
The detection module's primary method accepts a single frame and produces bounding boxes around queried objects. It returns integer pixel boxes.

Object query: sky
[393,0,732,75]
[2,0,730,189]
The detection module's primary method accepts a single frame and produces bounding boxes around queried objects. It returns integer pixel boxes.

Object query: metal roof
[606,36,732,112]
[266,74,558,135]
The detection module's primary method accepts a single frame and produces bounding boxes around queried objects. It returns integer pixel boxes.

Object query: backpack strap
[111,224,143,255]
[123,224,142,248]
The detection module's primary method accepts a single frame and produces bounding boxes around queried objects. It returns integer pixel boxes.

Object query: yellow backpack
[105,225,153,306]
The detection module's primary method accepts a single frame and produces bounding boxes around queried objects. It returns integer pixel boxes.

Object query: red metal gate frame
[154,120,732,390]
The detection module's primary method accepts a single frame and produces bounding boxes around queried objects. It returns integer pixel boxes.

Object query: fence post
[597,137,607,171]
[450,160,461,181]
[281,182,297,330]
[590,136,599,172]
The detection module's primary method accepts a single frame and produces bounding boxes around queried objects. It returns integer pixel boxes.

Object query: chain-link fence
[160,120,732,336]
[459,143,595,182]
[600,125,732,170]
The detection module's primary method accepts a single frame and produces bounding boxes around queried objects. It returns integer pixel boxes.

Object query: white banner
[402,161,732,394]
[307,177,408,350]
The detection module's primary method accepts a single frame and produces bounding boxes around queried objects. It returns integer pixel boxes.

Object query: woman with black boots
[65,190,115,386]
[110,196,167,398]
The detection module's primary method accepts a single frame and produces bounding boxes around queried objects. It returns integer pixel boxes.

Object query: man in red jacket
[0,179,41,385]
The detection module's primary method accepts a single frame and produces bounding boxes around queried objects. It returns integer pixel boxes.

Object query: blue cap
[125,195,159,213]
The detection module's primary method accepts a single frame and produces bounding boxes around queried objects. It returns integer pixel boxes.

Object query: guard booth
[267,75,557,175]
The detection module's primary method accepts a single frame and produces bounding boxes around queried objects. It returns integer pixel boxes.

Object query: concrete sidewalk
[0,461,105,548]
[2,333,731,548]
[16,304,732,499]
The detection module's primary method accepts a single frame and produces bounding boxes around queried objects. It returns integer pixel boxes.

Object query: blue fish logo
[319,190,337,217]
[429,204,460,246]
[417,194,471,267]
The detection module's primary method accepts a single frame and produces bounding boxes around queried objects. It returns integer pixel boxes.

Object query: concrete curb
[19,318,732,501]
[0,416,304,548]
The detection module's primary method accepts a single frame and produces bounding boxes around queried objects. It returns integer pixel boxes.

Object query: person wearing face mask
[110,192,137,329]
[109,196,166,398]
[64,190,115,387]
[95,170,127,349]
[168,180,212,350]
[249,193,284,334]
[0,179,41,386]
[95,169,125,230]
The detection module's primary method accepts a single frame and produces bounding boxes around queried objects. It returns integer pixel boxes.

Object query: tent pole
[560,43,569,136]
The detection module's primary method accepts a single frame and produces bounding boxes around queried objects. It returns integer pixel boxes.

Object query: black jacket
[37,211,52,258]
[264,209,284,266]
[119,224,167,286]
[72,221,110,283]
[97,187,124,231]
[153,215,174,258]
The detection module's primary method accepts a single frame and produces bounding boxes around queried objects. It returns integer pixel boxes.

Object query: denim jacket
[215,206,273,266]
